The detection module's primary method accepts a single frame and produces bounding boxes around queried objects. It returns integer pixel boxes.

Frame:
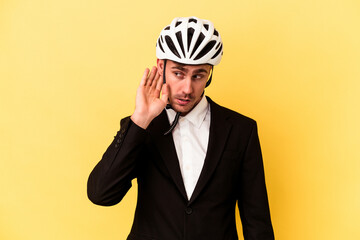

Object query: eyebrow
[171,65,209,74]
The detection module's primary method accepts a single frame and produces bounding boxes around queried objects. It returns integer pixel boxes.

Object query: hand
[131,66,169,129]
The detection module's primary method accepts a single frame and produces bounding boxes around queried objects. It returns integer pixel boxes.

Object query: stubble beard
[169,94,201,116]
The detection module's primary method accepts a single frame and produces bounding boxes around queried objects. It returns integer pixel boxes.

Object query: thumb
[160,83,169,104]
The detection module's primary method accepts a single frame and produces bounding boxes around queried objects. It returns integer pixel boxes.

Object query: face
[157,59,212,116]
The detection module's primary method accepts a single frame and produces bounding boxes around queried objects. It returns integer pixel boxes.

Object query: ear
[157,59,164,76]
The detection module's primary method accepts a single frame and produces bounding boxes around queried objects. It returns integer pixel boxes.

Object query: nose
[181,77,193,95]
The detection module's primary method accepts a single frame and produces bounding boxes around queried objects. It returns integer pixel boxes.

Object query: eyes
[173,71,206,80]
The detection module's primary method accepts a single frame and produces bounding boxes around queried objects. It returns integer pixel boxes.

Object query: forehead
[167,60,212,72]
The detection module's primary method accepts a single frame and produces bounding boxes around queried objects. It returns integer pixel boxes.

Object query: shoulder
[206,96,257,128]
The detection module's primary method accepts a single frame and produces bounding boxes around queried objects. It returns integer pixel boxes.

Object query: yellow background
[1,0,359,239]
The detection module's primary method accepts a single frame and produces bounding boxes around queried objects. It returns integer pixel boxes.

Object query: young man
[88,17,275,240]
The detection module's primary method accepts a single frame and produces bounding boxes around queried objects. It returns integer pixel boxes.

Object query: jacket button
[185,207,193,215]
[117,138,121,143]
[115,144,119,148]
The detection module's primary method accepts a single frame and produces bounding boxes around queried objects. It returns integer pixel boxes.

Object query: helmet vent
[176,31,185,57]
[164,26,170,30]
[204,24,209,30]
[165,35,181,58]
[211,44,222,59]
[187,28,195,51]
[213,29,219,36]
[175,21,182,27]
[190,32,205,58]
[158,39,165,53]
[194,40,216,60]
[189,18,197,23]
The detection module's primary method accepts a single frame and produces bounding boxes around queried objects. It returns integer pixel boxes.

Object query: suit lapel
[148,111,188,200]
[147,98,232,204]
[189,97,232,204]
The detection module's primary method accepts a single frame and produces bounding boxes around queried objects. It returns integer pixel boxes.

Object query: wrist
[131,112,151,129]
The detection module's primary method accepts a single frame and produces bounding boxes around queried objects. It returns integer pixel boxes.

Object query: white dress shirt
[165,95,210,200]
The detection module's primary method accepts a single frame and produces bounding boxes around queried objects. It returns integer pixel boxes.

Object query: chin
[169,99,197,115]
[174,105,194,116]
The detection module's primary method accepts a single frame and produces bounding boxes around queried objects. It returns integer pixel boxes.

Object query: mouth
[176,98,191,106]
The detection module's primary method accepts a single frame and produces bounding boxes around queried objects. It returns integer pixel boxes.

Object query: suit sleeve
[238,122,275,239]
[87,117,147,206]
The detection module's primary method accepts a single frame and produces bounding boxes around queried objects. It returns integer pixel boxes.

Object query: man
[88,17,275,240]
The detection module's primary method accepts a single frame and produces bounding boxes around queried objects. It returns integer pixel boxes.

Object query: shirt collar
[166,95,209,129]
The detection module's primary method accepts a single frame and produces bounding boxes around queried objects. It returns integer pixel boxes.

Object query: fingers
[140,68,150,86]
[160,83,169,104]
[146,66,158,87]
[140,66,158,86]
[155,71,162,91]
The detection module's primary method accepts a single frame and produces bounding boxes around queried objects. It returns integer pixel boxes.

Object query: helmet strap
[162,59,167,84]
[162,59,181,135]
[205,66,214,88]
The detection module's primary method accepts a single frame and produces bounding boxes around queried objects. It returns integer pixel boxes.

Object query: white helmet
[156,17,223,66]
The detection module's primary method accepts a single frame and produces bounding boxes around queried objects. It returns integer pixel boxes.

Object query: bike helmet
[156,16,223,66]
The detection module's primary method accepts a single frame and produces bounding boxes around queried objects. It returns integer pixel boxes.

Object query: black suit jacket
[87,97,274,240]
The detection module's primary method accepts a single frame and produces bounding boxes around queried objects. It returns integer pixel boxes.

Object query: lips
[176,98,191,106]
